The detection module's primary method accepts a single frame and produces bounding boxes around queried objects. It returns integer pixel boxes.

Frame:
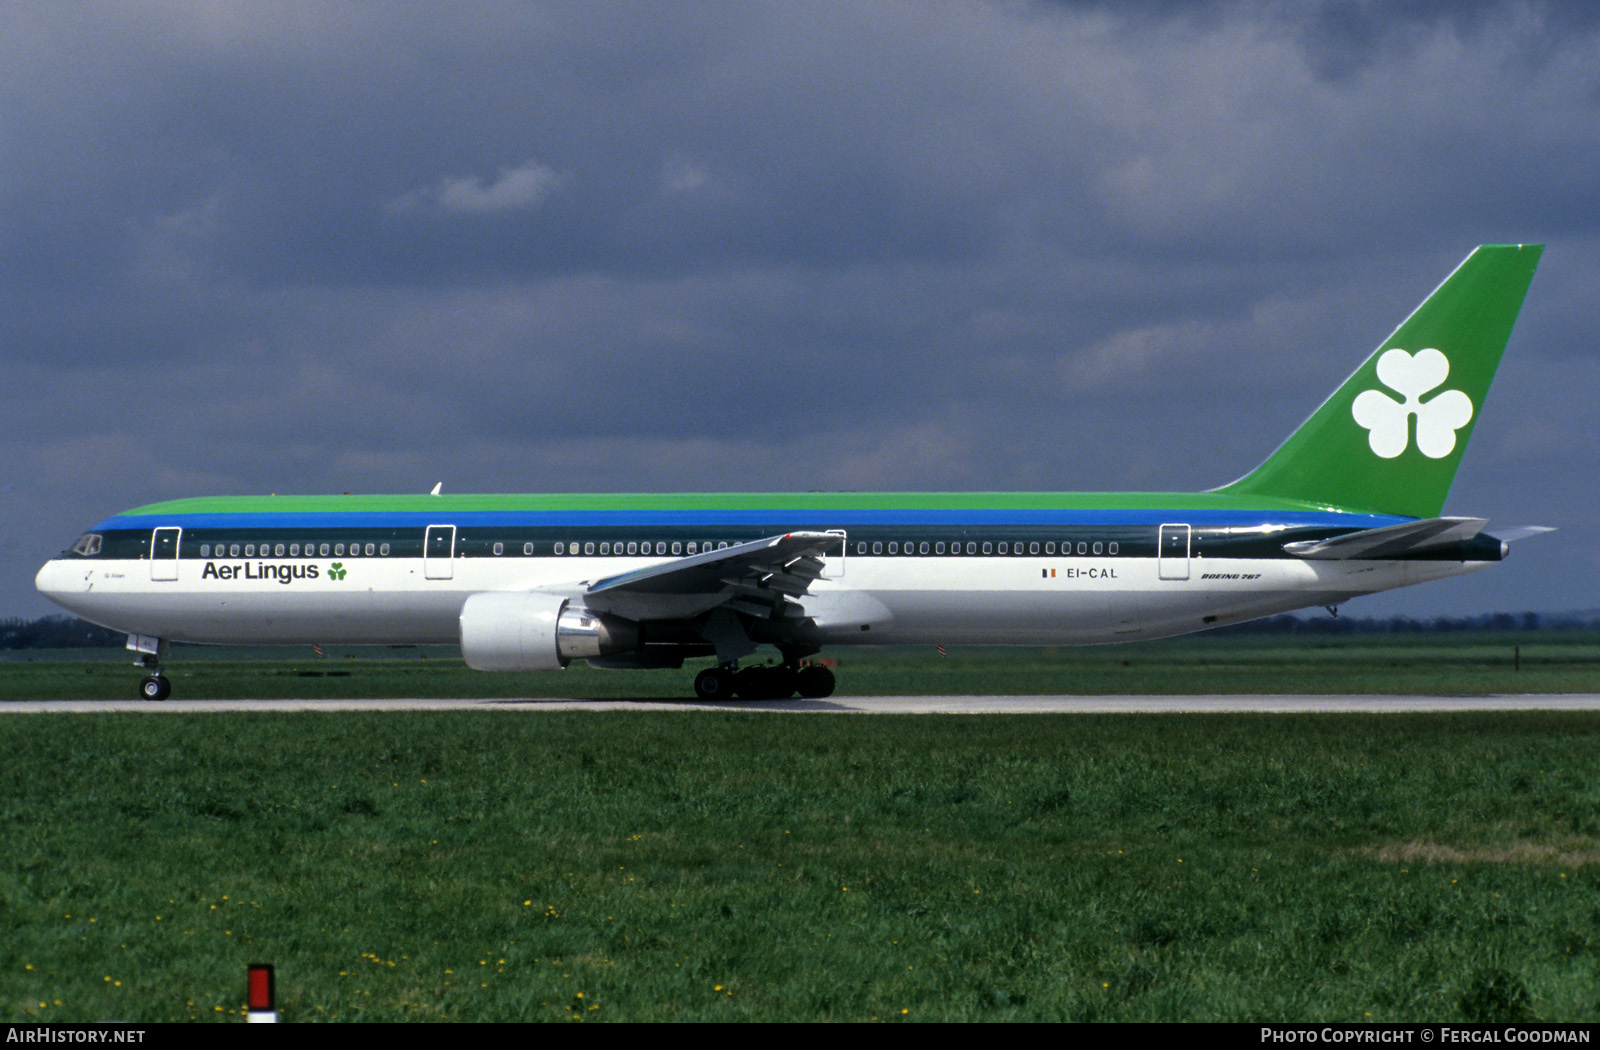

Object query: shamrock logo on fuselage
[328,562,347,580]
[1350,348,1473,459]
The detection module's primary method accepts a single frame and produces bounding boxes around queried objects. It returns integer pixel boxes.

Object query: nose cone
[35,558,92,609]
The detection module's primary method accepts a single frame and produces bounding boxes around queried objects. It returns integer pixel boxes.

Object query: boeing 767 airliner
[37,245,1544,700]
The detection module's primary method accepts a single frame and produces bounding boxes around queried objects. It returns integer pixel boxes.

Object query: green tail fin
[1216,244,1542,518]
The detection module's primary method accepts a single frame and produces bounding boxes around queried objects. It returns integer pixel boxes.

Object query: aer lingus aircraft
[37,245,1544,701]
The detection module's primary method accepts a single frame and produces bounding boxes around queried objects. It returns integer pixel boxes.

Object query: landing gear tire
[796,664,835,699]
[693,667,735,700]
[139,675,171,702]
[734,666,799,701]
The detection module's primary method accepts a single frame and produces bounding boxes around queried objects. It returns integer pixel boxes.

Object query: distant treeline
[2,616,126,649]
[3,610,1595,650]
[1215,611,1574,635]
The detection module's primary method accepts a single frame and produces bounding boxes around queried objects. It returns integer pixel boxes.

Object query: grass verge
[2,711,1597,1021]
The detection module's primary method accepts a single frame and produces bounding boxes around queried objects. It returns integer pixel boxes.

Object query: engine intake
[459,592,639,671]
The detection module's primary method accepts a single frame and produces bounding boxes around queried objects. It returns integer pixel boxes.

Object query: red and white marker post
[247,964,276,1023]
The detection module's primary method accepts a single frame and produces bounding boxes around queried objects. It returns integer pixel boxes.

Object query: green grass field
[4,629,1600,700]
[3,708,1598,1022]
[4,634,1598,1021]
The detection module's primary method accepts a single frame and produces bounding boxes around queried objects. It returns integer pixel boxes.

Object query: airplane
[36,244,1544,702]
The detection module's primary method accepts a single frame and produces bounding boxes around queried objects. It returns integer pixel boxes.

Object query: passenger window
[274,544,285,557]
[382,543,392,556]
[1045,542,1055,554]
[365,543,375,556]
[982,542,992,555]
[200,544,210,557]
[657,542,667,555]
[335,543,345,556]
[584,542,595,555]
[627,542,638,555]
[493,542,504,556]
[1109,542,1119,555]
[935,542,945,554]
[998,542,1007,555]
[245,544,256,557]
[1030,542,1039,555]
[872,542,882,555]
[1092,542,1103,555]
[919,541,929,554]
[555,542,565,555]
[888,542,898,554]
[1077,542,1088,555]
[600,542,611,555]
[289,544,299,557]
[672,542,683,555]
[231,544,241,557]
[523,542,533,555]
[687,542,697,554]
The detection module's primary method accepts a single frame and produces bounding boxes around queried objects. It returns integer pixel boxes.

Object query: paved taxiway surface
[8,695,1600,714]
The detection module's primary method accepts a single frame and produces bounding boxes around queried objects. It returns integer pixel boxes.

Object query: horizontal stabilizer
[1283,517,1487,560]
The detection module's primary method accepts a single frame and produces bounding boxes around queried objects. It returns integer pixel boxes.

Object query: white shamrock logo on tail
[1351,348,1473,459]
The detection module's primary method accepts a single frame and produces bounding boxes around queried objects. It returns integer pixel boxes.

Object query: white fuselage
[35,546,1484,648]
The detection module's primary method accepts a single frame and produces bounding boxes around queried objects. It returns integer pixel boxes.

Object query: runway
[8,694,1600,714]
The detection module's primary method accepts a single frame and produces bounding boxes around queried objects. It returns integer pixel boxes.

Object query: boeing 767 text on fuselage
[36,245,1545,701]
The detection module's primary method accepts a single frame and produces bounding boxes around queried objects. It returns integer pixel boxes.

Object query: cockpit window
[71,533,102,556]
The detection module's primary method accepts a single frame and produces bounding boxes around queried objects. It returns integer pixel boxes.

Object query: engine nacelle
[459,592,639,671]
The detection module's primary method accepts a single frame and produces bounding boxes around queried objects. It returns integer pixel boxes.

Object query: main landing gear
[692,661,836,701]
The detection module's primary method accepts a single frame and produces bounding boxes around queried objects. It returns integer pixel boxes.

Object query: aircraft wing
[1282,517,1488,560]
[581,531,839,621]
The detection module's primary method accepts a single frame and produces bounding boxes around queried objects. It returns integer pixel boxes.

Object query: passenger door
[150,527,181,581]
[424,525,456,580]
[1158,523,1191,581]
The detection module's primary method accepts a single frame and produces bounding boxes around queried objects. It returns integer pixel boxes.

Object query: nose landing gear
[139,672,171,701]
[129,635,171,701]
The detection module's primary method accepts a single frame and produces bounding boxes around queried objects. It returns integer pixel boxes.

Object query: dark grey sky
[6,1,1598,619]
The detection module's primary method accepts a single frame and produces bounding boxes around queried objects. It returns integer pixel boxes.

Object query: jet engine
[459,591,639,671]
